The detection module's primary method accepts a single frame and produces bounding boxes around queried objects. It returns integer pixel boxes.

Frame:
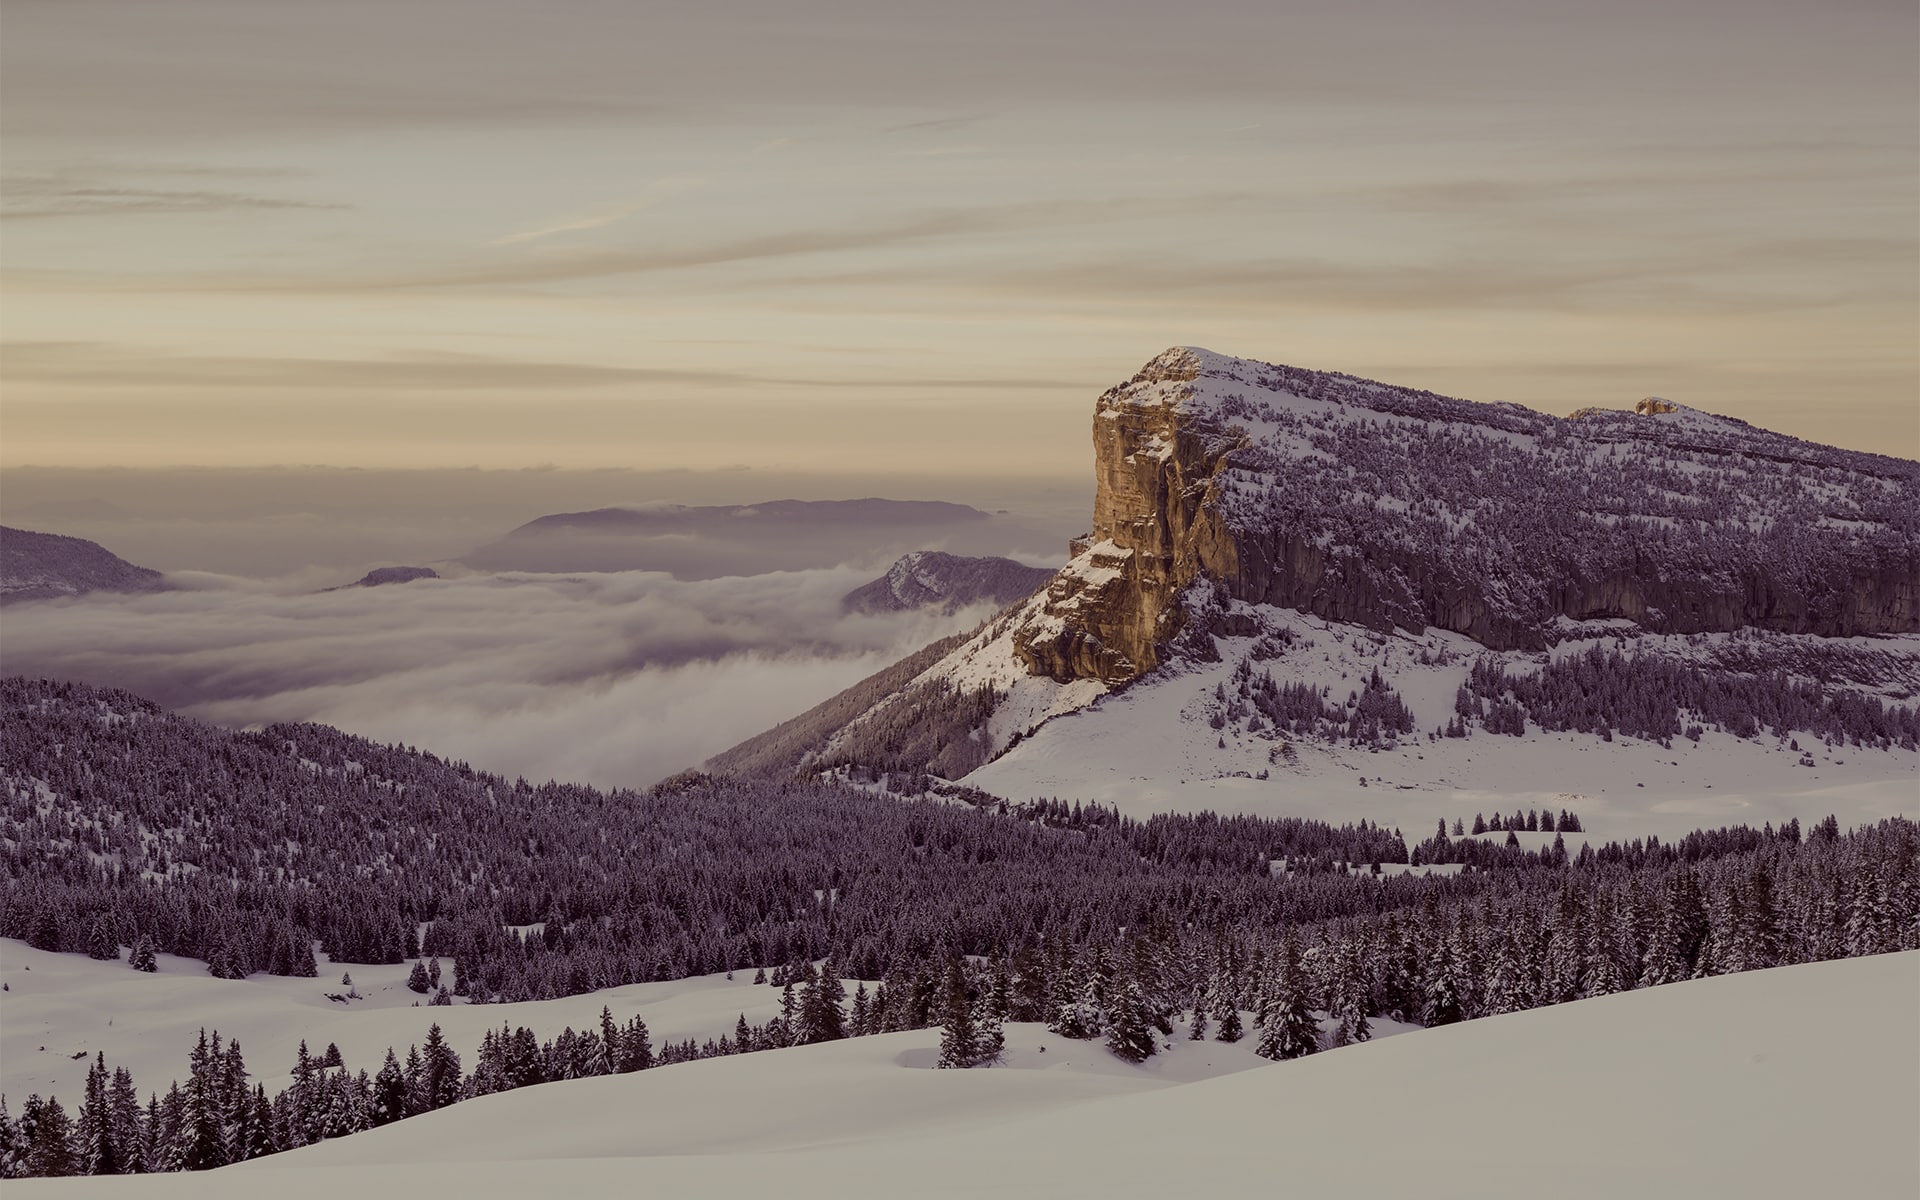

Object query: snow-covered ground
[17,953,1915,1198]
[963,612,1918,844]
[0,940,793,1108]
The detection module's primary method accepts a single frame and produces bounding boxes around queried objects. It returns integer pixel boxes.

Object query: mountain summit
[1010,347,1916,685]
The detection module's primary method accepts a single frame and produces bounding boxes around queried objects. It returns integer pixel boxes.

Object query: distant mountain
[714,348,1920,802]
[842,551,1054,615]
[330,565,440,590]
[0,526,167,604]
[463,498,1050,579]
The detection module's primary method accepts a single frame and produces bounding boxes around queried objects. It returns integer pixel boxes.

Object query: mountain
[0,525,167,604]
[842,551,1055,615]
[711,348,1920,814]
[331,565,440,590]
[462,498,1055,579]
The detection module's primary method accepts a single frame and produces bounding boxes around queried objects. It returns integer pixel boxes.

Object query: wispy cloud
[492,176,706,245]
[2,193,1277,294]
[0,342,1085,392]
[1,166,345,220]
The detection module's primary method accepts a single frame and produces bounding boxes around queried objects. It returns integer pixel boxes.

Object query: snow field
[13,953,1914,1199]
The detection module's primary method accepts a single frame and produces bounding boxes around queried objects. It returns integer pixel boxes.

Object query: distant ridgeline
[706,348,1920,789]
[0,527,167,605]
[2,678,1915,1178]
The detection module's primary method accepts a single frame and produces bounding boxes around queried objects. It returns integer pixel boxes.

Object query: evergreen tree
[420,1024,462,1112]
[1212,981,1244,1044]
[799,959,846,1043]
[87,915,119,962]
[0,1098,20,1180]
[76,1053,119,1175]
[24,1095,77,1178]
[1256,935,1321,1060]
[620,1015,654,1072]
[1104,976,1159,1063]
[372,1050,410,1126]
[108,1067,143,1175]
[849,982,871,1037]
[128,935,158,973]
[936,960,979,1069]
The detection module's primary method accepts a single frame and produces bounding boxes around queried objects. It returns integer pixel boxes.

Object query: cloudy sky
[3,0,1916,472]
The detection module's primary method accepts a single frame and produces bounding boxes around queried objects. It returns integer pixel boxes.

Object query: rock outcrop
[1011,348,1920,685]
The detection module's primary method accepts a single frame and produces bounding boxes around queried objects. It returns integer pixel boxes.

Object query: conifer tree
[1256,935,1321,1060]
[0,1098,20,1180]
[799,959,846,1043]
[936,960,980,1068]
[1104,976,1158,1063]
[373,1050,409,1127]
[23,1095,77,1178]
[420,1024,462,1112]
[76,1053,118,1175]
[621,1016,654,1072]
[87,915,119,962]
[1212,981,1244,1043]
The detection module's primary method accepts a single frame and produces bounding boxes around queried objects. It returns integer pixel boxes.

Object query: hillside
[460,498,1053,578]
[842,551,1055,615]
[0,527,166,605]
[16,953,1915,1199]
[711,349,1920,811]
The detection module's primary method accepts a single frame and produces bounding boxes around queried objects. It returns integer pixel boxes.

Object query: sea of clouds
[0,564,994,789]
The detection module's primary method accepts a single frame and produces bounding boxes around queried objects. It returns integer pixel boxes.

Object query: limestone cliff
[1012,348,1920,685]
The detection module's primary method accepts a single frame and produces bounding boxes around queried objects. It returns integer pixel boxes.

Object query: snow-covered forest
[3,676,1914,1179]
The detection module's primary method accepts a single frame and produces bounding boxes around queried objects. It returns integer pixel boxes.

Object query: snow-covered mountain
[710,349,1919,822]
[841,551,1054,615]
[0,526,167,605]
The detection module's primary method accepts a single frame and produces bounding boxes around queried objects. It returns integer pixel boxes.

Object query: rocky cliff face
[1012,348,1920,685]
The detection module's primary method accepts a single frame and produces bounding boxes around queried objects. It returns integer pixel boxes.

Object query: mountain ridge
[0,525,168,605]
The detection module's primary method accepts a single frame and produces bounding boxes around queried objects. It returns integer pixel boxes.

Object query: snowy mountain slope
[0,527,167,605]
[715,348,1919,815]
[963,600,1920,842]
[841,551,1054,615]
[20,953,1916,1199]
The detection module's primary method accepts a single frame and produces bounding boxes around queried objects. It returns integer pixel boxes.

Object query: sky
[2,0,1916,473]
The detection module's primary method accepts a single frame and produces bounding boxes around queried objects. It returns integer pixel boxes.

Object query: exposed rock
[0,526,167,604]
[1010,347,1920,685]
[843,551,1054,615]
[342,565,439,589]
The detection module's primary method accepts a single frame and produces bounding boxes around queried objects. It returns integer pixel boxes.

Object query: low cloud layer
[0,565,992,789]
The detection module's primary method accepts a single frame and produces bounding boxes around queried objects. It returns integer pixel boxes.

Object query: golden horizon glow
[4,1,1916,469]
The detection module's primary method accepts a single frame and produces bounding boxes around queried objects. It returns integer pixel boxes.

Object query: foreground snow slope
[23,953,1918,1199]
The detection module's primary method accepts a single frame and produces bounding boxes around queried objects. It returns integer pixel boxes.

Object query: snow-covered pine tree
[936,960,979,1068]
[1103,977,1158,1063]
[1255,934,1321,1060]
